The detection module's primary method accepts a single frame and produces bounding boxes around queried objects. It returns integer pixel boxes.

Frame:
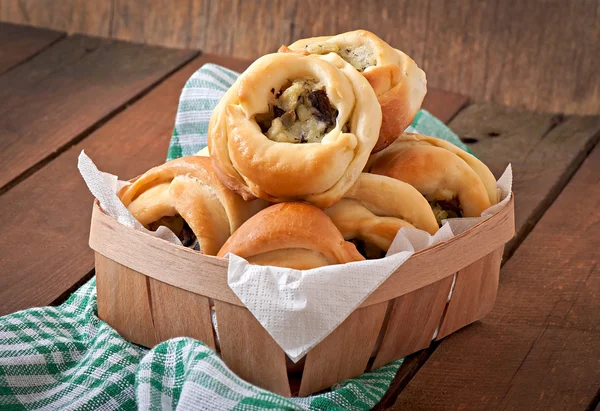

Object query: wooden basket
[89,195,514,397]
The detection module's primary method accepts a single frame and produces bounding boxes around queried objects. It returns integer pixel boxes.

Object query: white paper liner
[78,151,181,245]
[78,150,513,363]
[226,166,513,362]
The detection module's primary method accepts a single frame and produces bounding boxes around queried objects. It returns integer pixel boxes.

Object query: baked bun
[368,133,497,223]
[119,156,265,255]
[325,173,438,257]
[283,30,426,153]
[208,52,381,208]
[217,202,365,269]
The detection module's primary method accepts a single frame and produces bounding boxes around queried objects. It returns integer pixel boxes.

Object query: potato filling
[305,43,376,72]
[256,79,338,143]
[429,197,462,225]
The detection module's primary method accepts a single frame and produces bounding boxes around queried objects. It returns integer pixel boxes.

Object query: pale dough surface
[217,202,365,269]
[325,173,438,252]
[208,52,381,208]
[119,156,265,255]
[368,133,496,218]
[286,30,427,152]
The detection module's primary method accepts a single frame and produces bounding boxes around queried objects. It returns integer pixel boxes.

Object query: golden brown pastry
[283,30,427,153]
[208,52,382,208]
[217,202,365,269]
[118,156,265,255]
[367,133,497,224]
[325,173,438,257]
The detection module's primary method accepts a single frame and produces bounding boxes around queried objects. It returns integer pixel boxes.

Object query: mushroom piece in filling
[429,197,463,226]
[255,79,338,144]
[147,216,199,249]
[304,43,376,72]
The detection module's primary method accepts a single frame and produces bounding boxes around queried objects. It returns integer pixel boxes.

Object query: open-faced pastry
[208,52,382,208]
[118,156,264,255]
[367,133,497,224]
[282,30,426,153]
[217,202,365,269]
[325,173,438,258]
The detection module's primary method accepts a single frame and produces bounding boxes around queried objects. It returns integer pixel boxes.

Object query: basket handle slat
[436,246,504,340]
[214,300,292,397]
[371,275,454,369]
[298,301,388,396]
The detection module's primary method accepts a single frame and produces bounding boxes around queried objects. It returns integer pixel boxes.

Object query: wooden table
[1,23,599,410]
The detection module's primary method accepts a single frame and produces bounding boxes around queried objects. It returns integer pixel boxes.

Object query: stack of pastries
[118,30,498,269]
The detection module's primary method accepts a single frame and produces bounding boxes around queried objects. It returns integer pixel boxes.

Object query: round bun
[217,202,365,269]
[368,133,496,220]
[208,52,381,208]
[285,30,427,153]
[119,156,264,255]
[325,173,438,252]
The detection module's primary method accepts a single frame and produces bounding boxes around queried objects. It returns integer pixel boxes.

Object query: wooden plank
[96,253,157,347]
[435,246,503,339]
[372,276,453,370]
[148,278,216,349]
[0,1,111,38]
[391,143,600,410]
[5,0,596,114]
[0,22,64,75]
[421,90,468,124]
[299,302,388,396]
[0,34,197,192]
[0,54,218,316]
[214,300,291,397]
[453,104,600,258]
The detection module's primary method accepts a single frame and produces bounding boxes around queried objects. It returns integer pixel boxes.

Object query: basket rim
[89,194,515,308]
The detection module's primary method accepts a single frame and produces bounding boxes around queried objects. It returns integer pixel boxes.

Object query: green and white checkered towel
[0,63,469,411]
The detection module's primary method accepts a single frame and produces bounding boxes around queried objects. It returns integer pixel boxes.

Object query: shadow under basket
[89,195,515,397]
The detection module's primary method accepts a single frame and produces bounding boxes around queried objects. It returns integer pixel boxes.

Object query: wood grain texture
[421,90,469,125]
[455,104,600,258]
[215,300,291,397]
[96,253,157,347]
[0,1,111,37]
[299,302,388,396]
[0,22,64,75]
[148,278,216,349]
[97,256,217,349]
[372,276,453,370]
[0,54,214,316]
[436,246,503,340]
[0,34,196,192]
[2,0,598,114]
[392,143,600,411]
